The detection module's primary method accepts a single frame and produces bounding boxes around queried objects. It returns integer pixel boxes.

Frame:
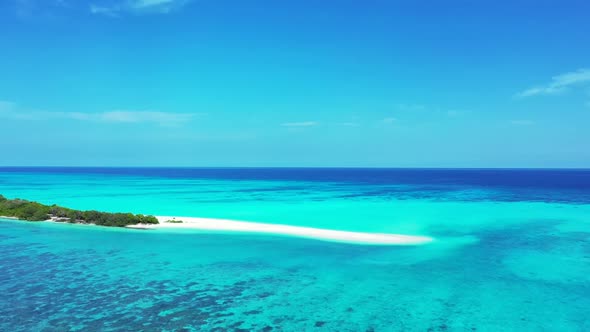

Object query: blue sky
[1,0,589,167]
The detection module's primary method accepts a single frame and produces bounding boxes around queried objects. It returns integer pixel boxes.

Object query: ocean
[1,167,589,331]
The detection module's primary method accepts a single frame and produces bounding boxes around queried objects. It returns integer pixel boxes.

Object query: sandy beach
[125,216,433,245]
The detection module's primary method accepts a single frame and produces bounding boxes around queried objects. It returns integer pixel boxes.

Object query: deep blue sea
[1,168,589,331]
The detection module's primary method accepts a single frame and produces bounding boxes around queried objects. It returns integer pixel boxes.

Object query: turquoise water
[1,168,590,331]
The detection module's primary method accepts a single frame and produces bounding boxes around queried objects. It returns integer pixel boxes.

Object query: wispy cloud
[89,0,192,16]
[11,0,68,18]
[98,110,195,124]
[0,101,196,126]
[133,0,177,8]
[89,4,120,17]
[281,121,318,127]
[9,0,189,18]
[516,68,590,98]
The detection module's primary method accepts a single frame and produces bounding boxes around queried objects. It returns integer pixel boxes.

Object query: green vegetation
[0,194,158,227]
[165,219,183,223]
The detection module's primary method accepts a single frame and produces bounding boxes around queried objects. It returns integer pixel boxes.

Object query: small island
[0,194,158,227]
[0,194,432,245]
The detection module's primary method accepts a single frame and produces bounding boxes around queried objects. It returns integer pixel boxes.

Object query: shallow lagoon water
[1,168,589,331]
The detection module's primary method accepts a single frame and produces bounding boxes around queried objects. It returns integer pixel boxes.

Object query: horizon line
[1,166,590,171]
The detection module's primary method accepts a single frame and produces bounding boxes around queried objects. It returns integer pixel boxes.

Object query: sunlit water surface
[1,168,589,331]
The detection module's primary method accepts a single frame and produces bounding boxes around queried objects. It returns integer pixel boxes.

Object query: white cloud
[11,0,74,18]
[281,121,318,127]
[516,68,590,98]
[90,4,120,17]
[133,0,176,8]
[99,110,194,124]
[90,0,192,16]
[0,101,196,126]
[47,111,93,121]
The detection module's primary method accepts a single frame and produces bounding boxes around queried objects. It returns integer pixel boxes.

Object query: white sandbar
[126,216,433,246]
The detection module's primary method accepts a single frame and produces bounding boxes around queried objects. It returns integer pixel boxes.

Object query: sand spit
[125,216,433,246]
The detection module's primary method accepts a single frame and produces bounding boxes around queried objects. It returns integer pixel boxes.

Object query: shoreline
[126,216,433,246]
[1,215,433,245]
